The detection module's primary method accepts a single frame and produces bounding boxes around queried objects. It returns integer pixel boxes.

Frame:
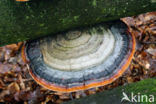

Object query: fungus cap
[22,21,136,93]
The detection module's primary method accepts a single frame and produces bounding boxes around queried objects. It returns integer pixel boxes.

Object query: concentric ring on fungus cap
[22,21,136,92]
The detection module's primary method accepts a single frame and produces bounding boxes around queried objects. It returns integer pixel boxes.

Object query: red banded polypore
[22,21,136,93]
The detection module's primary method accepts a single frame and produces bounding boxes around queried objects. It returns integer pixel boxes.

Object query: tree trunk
[0,0,155,46]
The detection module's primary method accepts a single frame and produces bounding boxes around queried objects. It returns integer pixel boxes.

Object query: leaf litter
[0,12,155,104]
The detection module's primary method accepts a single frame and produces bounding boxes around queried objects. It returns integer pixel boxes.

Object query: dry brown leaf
[8,82,20,94]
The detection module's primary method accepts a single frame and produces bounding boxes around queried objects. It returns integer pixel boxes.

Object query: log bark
[0,0,156,46]
[64,78,156,104]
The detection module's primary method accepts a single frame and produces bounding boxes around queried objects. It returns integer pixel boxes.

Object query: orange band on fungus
[22,24,136,93]
[21,45,29,63]
[22,27,136,93]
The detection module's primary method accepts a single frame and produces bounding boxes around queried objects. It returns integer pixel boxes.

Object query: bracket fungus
[22,21,136,93]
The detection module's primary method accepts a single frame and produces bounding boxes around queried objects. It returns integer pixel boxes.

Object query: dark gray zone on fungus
[26,21,132,89]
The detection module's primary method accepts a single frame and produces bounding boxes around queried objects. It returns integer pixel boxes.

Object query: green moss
[74,16,80,21]
[64,78,156,104]
[151,0,156,3]
[39,24,45,27]
[0,0,155,46]
[92,0,97,7]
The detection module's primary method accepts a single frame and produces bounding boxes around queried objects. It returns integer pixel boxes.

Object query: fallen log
[64,78,156,104]
[0,0,155,46]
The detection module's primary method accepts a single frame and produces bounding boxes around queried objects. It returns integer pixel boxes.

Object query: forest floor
[0,12,155,104]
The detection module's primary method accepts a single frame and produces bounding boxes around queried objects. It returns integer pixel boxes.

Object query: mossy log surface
[0,0,156,46]
[64,78,156,104]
